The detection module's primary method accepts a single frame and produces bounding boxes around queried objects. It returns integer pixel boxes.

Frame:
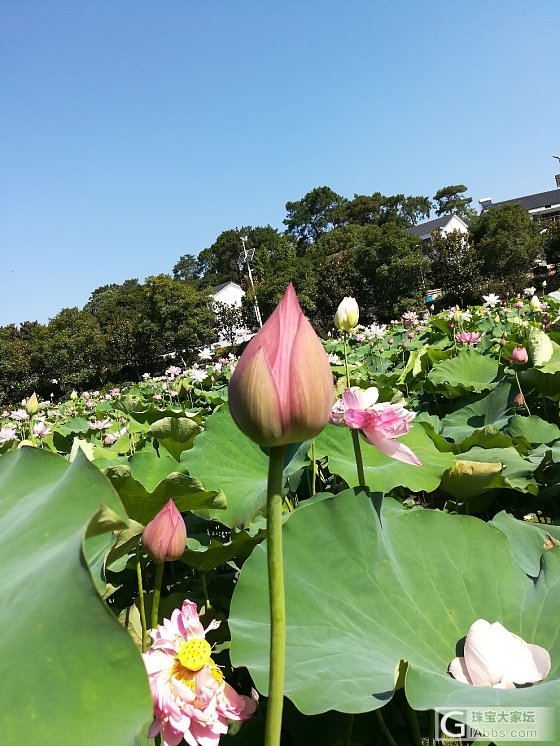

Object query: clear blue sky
[1,0,559,326]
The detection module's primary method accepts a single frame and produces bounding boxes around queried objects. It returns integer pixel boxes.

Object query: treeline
[2,184,559,404]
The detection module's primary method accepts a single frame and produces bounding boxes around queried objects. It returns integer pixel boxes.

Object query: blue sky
[1,0,559,326]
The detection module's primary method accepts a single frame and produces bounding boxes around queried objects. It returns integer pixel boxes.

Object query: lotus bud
[25,392,39,416]
[70,390,78,400]
[511,346,528,365]
[142,499,186,564]
[229,284,334,447]
[514,392,525,408]
[407,331,415,339]
[530,295,541,311]
[334,297,359,332]
[387,337,394,345]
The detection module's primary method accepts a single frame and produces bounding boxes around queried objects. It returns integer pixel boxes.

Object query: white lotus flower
[530,295,542,311]
[524,286,536,297]
[449,619,550,689]
[482,294,501,308]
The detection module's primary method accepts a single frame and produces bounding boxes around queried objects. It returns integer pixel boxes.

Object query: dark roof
[490,189,560,212]
[407,214,460,237]
[212,281,241,293]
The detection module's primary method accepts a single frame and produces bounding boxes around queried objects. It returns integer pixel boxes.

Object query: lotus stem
[200,572,212,611]
[151,562,164,630]
[351,429,366,487]
[375,709,399,746]
[264,444,288,746]
[135,546,148,652]
[343,332,350,388]
[311,440,317,496]
[344,713,354,746]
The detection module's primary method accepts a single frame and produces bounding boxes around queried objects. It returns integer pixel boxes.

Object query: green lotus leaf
[96,449,225,523]
[527,328,554,367]
[441,382,516,441]
[505,415,560,445]
[149,416,201,460]
[230,490,560,746]
[428,348,501,396]
[0,447,151,745]
[180,528,267,572]
[491,510,560,577]
[315,422,454,493]
[183,404,309,528]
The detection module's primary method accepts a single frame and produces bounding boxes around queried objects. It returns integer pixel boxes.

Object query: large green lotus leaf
[0,447,151,745]
[180,528,267,572]
[504,414,560,445]
[440,382,515,441]
[183,405,309,528]
[96,449,225,523]
[316,422,454,493]
[527,328,555,367]
[149,416,201,460]
[428,348,501,395]
[229,490,560,746]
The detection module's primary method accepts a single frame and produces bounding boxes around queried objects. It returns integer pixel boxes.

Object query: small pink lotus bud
[401,340,409,349]
[514,301,524,309]
[407,331,415,339]
[387,337,394,345]
[142,499,186,563]
[448,321,454,329]
[229,284,334,447]
[514,392,525,407]
[511,347,528,365]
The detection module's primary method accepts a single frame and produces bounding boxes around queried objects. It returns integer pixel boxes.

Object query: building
[407,213,469,243]
[479,188,560,223]
[211,281,245,307]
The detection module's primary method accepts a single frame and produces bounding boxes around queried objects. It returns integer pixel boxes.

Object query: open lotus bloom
[449,619,551,689]
[330,386,422,466]
[143,600,256,746]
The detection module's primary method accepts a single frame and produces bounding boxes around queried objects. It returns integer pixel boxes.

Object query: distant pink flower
[401,311,419,327]
[455,331,481,345]
[89,418,112,430]
[330,387,421,466]
[0,426,16,442]
[32,422,51,438]
[449,620,550,689]
[110,387,120,397]
[514,392,525,408]
[511,347,528,364]
[514,300,524,309]
[85,400,96,408]
[166,365,182,378]
[143,600,256,746]
[153,393,163,401]
[10,409,29,421]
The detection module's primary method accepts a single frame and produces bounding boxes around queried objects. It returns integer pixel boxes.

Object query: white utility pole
[239,236,263,328]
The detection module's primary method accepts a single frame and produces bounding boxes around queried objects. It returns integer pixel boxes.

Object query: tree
[343,192,431,227]
[542,222,560,265]
[433,185,475,220]
[428,230,482,306]
[172,253,203,283]
[283,186,347,246]
[213,302,245,348]
[469,204,542,296]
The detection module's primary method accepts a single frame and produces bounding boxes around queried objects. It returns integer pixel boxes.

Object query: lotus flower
[143,600,256,746]
[530,295,542,311]
[334,297,359,332]
[511,346,529,364]
[330,387,421,466]
[229,284,334,447]
[449,619,551,688]
[483,293,501,308]
[142,499,187,564]
[455,331,481,345]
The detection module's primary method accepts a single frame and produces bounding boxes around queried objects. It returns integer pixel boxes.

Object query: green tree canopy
[428,230,482,306]
[433,184,475,220]
[283,186,347,246]
[469,204,542,296]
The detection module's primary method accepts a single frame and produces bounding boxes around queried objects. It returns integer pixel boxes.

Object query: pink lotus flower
[89,418,112,430]
[330,387,421,466]
[401,311,419,327]
[0,426,16,443]
[143,600,256,746]
[449,620,550,689]
[32,422,51,438]
[455,331,481,345]
[166,365,182,378]
[10,409,29,421]
[511,346,529,364]
[229,284,334,447]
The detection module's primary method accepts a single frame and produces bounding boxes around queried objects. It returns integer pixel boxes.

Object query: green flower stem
[201,571,212,611]
[344,713,354,746]
[342,332,350,387]
[429,710,435,746]
[406,700,422,746]
[151,562,165,630]
[351,429,366,487]
[135,546,148,652]
[515,368,531,415]
[264,444,288,746]
[311,440,317,496]
[375,709,399,746]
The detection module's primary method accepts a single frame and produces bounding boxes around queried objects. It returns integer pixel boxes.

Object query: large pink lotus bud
[229,284,334,446]
[142,499,186,563]
[511,346,528,364]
